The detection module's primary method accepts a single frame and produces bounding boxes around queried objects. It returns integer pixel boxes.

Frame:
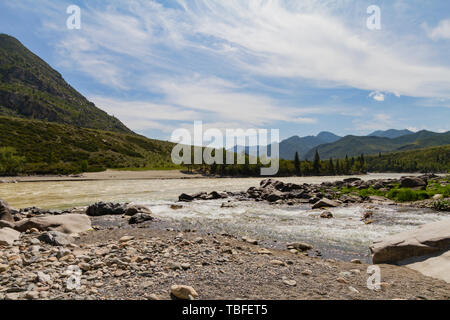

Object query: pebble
[351,259,362,264]
[119,236,134,243]
[170,285,199,300]
[301,269,312,276]
[283,279,297,286]
[0,264,8,273]
[270,260,285,266]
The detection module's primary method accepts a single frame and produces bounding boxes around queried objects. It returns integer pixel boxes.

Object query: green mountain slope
[304,130,450,160]
[366,145,450,173]
[0,116,177,174]
[0,34,130,133]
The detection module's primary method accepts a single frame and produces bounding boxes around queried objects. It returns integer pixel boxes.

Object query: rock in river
[312,198,340,209]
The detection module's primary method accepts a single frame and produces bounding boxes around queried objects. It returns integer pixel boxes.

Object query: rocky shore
[1,175,450,300]
[179,174,449,212]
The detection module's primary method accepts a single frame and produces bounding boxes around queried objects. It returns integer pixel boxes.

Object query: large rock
[124,205,152,216]
[38,231,74,246]
[0,227,21,246]
[400,177,426,188]
[14,214,91,234]
[403,250,450,283]
[312,198,340,209]
[0,200,14,223]
[370,219,450,264]
[86,202,127,216]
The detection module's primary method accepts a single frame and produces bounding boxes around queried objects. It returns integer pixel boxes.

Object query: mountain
[304,130,450,160]
[230,131,342,160]
[0,116,177,174]
[366,145,450,173]
[368,129,413,139]
[0,34,130,133]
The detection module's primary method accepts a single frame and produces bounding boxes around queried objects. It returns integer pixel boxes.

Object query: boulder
[400,177,426,188]
[287,242,313,251]
[0,227,21,246]
[124,205,152,216]
[404,250,450,283]
[179,193,194,202]
[320,211,333,219]
[370,219,450,264]
[0,200,14,223]
[129,213,154,225]
[14,214,91,234]
[312,198,340,209]
[86,202,127,216]
[0,220,15,229]
[38,231,74,246]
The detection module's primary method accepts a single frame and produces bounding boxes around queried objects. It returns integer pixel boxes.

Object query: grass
[336,176,450,202]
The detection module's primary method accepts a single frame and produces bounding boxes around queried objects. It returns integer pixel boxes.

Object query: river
[0,173,446,262]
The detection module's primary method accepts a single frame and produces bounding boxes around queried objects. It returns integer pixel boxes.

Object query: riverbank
[0,170,205,183]
[1,216,449,300]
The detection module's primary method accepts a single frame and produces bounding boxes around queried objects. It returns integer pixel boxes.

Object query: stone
[351,259,362,264]
[38,231,74,246]
[119,236,134,243]
[301,269,312,276]
[242,236,258,245]
[257,248,272,255]
[402,250,450,283]
[0,220,15,229]
[287,242,313,251]
[320,211,333,219]
[283,279,297,286]
[15,214,91,234]
[128,213,154,225]
[25,291,39,300]
[170,204,183,210]
[312,198,340,209]
[178,194,194,202]
[170,285,199,300]
[0,199,14,223]
[36,271,51,284]
[0,264,8,273]
[270,260,285,266]
[336,277,348,284]
[433,194,444,200]
[86,202,127,216]
[370,219,450,264]
[400,177,426,188]
[124,204,152,216]
[0,227,20,246]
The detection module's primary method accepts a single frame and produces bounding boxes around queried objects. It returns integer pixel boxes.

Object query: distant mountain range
[368,129,414,139]
[230,128,450,161]
[304,130,450,160]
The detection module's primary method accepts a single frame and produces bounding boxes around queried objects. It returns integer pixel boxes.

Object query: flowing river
[0,173,447,262]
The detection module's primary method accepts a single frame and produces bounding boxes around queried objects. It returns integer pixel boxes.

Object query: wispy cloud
[425,19,450,40]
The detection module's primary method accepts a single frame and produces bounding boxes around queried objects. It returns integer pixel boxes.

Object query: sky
[1,0,450,145]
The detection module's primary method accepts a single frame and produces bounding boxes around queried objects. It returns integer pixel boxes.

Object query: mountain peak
[368,129,413,139]
[0,34,131,133]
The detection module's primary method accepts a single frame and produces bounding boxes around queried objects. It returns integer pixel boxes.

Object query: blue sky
[1,0,450,144]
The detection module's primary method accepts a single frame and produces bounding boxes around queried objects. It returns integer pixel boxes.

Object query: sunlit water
[0,173,446,262]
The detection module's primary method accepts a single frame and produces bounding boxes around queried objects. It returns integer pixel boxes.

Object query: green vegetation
[0,116,179,175]
[0,34,130,133]
[303,130,450,160]
[365,145,450,173]
[0,146,25,175]
[336,176,450,203]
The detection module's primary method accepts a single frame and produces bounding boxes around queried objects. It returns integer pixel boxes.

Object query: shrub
[0,147,25,176]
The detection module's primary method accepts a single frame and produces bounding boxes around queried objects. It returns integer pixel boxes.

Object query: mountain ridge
[0,34,131,133]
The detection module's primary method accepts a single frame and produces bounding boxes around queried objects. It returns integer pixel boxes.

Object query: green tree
[294,152,301,175]
[0,147,25,176]
[313,149,321,175]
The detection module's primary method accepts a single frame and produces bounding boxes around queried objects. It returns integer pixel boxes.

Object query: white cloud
[426,19,450,40]
[369,91,385,102]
